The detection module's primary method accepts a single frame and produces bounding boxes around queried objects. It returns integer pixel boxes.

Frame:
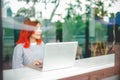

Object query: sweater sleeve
[12,44,24,69]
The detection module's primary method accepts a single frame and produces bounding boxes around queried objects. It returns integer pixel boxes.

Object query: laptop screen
[42,41,78,71]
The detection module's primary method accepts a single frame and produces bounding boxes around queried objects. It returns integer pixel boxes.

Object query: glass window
[2,0,120,70]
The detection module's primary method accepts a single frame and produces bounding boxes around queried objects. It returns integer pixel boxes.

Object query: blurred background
[1,0,120,69]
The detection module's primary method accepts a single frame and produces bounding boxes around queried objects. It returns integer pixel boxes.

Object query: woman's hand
[33,60,43,68]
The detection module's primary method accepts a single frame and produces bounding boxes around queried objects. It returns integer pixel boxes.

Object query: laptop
[31,41,78,71]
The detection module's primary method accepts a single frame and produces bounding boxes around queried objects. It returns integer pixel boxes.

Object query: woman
[12,18,44,69]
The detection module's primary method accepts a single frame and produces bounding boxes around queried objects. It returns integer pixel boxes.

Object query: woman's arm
[12,44,24,69]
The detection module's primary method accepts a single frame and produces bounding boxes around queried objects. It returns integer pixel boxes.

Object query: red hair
[16,18,42,48]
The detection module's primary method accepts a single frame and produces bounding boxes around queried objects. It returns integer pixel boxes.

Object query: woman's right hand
[33,60,43,68]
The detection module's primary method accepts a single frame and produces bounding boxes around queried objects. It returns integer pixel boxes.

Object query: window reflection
[2,0,120,69]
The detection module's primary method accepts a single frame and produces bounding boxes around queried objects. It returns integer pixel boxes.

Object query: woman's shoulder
[41,41,45,45]
[14,44,24,49]
[13,44,24,54]
[39,41,45,47]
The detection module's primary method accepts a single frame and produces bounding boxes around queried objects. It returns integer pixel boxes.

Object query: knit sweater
[12,42,45,69]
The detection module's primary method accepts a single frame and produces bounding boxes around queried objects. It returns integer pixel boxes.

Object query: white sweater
[12,42,45,69]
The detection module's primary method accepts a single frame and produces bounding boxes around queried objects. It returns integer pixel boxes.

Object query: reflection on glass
[2,0,119,69]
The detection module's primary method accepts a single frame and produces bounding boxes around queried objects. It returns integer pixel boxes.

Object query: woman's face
[30,23,42,41]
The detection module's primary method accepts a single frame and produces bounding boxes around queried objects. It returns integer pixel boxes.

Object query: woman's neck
[30,37,36,43]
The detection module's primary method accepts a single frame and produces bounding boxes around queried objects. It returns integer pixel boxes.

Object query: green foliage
[15,7,35,17]
[63,15,86,41]
[95,21,107,41]
[55,21,62,29]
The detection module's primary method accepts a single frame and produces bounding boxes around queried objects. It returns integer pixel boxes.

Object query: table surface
[3,54,114,80]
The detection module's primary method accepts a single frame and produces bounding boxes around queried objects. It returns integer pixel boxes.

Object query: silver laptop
[31,41,78,71]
